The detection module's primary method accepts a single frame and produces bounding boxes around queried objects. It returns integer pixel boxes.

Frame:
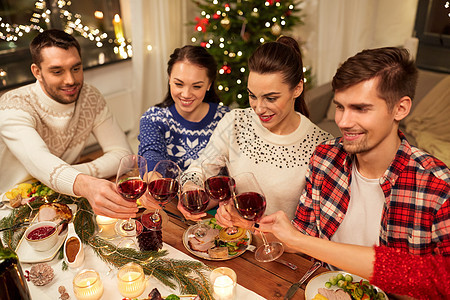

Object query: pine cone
[29,263,54,286]
[137,227,163,251]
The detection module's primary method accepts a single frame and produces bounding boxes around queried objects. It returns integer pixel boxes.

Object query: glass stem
[259,231,273,254]
[152,209,161,222]
[123,218,134,231]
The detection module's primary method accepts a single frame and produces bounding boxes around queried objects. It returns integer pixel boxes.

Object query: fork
[284,260,322,299]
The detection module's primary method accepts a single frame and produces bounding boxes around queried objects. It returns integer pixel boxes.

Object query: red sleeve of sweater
[370,246,450,299]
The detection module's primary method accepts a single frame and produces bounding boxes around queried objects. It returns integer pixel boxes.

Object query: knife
[283,260,322,300]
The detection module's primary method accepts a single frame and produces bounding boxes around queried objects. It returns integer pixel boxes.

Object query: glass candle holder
[73,269,104,300]
[96,215,118,239]
[117,262,146,298]
[210,267,237,300]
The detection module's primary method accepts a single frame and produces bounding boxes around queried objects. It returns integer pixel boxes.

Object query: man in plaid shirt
[291,47,449,257]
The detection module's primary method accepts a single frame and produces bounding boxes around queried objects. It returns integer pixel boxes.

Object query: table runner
[0,208,265,299]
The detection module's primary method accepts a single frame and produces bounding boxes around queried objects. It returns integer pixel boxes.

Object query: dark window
[414,0,450,73]
[0,0,130,90]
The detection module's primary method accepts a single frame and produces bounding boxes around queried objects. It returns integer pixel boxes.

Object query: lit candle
[96,215,117,239]
[73,270,103,300]
[117,262,146,298]
[112,14,124,43]
[210,267,237,300]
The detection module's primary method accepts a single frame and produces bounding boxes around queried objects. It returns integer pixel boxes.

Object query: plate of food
[305,271,388,300]
[182,218,251,261]
[145,288,200,300]
[1,180,55,209]
[14,202,76,263]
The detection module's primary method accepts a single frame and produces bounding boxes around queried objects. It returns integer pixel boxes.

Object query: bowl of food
[24,221,59,252]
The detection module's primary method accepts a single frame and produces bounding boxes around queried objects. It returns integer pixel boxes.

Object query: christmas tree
[190,0,304,107]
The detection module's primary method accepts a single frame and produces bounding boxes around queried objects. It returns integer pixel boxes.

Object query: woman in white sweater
[175,36,333,224]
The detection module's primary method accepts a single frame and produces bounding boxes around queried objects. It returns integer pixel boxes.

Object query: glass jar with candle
[73,269,103,300]
[210,267,237,300]
[117,262,146,298]
[96,215,118,239]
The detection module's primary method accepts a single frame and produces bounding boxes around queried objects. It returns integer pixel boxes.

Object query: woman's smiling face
[247,71,303,135]
[169,61,211,119]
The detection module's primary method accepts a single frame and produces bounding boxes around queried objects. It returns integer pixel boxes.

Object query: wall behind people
[291,0,419,86]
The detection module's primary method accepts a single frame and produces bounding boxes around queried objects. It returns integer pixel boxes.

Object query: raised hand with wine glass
[144,160,181,230]
[114,154,147,238]
[230,172,284,262]
[201,155,241,236]
[179,171,210,237]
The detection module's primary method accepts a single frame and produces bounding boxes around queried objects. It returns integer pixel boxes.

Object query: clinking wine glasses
[114,154,147,237]
[202,155,237,235]
[230,172,284,262]
[179,171,210,237]
[202,155,235,204]
[145,160,181,230]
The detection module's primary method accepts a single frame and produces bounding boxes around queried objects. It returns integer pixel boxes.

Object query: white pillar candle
[210,267,237,300]
[73,269,103,300]
[96,215,118,239]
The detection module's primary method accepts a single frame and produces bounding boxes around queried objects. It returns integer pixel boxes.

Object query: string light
[0,0,130,54]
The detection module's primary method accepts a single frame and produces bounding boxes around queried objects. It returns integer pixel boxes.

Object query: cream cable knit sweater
[0,81,131,196]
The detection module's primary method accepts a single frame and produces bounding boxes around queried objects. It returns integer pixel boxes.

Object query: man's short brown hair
[332,47,418,110]
[30,29,81,67]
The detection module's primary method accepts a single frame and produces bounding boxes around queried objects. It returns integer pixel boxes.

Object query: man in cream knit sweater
[0,29,137,219]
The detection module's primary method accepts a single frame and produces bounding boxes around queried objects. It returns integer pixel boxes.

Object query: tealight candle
[73,269,103,300]
[117,262,146,298]
[96,215,118,239]
[210,267,237,300]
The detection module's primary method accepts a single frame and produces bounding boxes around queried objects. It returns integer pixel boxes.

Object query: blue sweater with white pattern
[138,103,229,171]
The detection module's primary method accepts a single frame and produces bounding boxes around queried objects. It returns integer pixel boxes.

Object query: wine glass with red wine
[146,160,181,230]
[202,155,238,235]
[231,172,284,262]
[179,171,210,237]
[202,155,235,203]
[114,154,147,237]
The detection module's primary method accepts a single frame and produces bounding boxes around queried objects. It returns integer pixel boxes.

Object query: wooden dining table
[161,202,329,300]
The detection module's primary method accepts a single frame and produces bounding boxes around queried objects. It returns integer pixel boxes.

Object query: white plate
[15,224,68,263]
[14,203,77,264]
[305,271,388,300]
[1,180,37,209]
[182,219,251,261]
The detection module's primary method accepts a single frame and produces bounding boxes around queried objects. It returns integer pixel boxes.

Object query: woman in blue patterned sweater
[138,45,229,172]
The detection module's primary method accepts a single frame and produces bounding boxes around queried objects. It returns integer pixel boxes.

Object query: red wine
[235,192,266,221]
[118,178,147,201]
[205,176,235,202]
[148,178,179,205]
[180,190,209,214]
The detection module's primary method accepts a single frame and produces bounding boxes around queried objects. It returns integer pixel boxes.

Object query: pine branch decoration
[1,194,213,299]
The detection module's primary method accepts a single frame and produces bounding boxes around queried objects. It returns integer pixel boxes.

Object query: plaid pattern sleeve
[292,132,450,256]
[293,138,351,239]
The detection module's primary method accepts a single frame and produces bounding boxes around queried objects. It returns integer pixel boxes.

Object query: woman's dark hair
[332,47,418,111]
[156,45,221,108]
[248,36,309,117]
[30,29,81,67]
